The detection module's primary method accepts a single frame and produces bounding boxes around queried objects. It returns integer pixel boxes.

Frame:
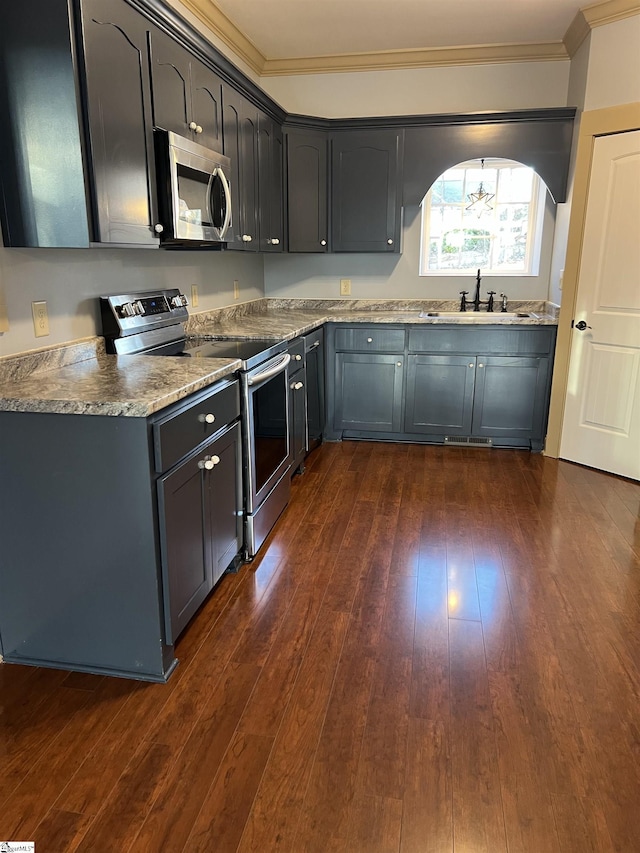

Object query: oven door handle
[247,353,291,386]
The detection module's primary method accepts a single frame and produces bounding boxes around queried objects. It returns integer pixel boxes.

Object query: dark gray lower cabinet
[0,378,243,682]
[335,353,404,432]
[304,327,325,450]
[328,323,556,451]
[472,356,551,442]
[406,354,476,435]
[158,421,242,644]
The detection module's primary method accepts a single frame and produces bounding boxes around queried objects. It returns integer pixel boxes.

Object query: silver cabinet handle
[242,234,253,242]
[198,413,215,424]
[387,238,393,245]
[290,381,304,390]
[478,363,484,368]
[469,363,474,368]
[311,340,320,348]
[367,337,373,343]
[268,237,280,245]
[293,354,302,361]
[154,223,164,233]
[195,125,203,134]
[320,239,327,246]
[396,362,402,367]
[189,121,197,131]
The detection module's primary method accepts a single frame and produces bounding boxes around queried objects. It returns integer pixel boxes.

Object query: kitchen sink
[418,311,533,320]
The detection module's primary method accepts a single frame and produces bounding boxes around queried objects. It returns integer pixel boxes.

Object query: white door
[560,130,640,480]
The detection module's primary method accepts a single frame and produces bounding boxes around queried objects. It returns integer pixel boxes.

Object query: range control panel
[100,289,189,338]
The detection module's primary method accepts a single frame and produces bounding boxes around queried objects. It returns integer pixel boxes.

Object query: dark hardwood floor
[1,441,639,852]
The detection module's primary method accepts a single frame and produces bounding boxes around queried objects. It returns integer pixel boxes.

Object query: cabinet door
[305,329,325,449]
[190,57,223,152]
[335,353,404,432]
[289,368,307,472]
[148,27,191,139]
[158,451,210,644]
[331,130,403,252]
[80,0,159,245]
[223,86,258,250]
[406,355,476,435]
[286,130,329,252]
[205,422,243,585]
[472,356,550,442]
[258,113,284,252]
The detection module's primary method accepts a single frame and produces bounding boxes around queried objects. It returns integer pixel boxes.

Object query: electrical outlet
[191,284,199,307]
[233,279,239,299]
[32,301,49,337]
[340,278,351,296]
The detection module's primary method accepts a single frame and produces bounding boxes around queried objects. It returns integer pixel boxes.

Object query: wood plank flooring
[1,441,639,852]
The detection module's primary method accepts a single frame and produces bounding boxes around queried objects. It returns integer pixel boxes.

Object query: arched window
[420,158,547,276]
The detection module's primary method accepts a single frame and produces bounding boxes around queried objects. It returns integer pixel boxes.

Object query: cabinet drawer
[408,326,555,355]
[335,327,405,352]
[154,380,240,473]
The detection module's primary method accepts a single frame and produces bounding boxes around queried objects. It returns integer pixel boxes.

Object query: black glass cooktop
[182,337,286,370]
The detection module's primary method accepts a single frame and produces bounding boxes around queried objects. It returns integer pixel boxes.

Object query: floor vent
[444,436,493,448]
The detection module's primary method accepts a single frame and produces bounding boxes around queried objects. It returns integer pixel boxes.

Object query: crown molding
[177,0,266,74]
[564,0,640,56]
[261,42,568,76]
[583,0,640,27]
[175,0,639,78]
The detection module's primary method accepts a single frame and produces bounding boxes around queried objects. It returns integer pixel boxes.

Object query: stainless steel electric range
[100,289,292,558]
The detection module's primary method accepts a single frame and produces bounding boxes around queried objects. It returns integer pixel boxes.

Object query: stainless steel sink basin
[418,311,533,320]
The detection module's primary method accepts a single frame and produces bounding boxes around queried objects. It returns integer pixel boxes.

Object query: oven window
[253,371,288,494]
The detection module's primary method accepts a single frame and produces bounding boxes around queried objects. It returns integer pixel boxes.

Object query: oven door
[243,352,291,514]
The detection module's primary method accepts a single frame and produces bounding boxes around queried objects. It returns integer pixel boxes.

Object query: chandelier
[466,159,495,217]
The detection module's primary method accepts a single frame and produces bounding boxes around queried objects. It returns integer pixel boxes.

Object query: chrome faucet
[500,293,508,312]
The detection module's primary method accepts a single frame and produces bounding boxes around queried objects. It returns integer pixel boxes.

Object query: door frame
[545,101,640,458]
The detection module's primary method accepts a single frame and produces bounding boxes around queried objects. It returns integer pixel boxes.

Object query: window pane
[423,161,540,275]
[497,167,533,202]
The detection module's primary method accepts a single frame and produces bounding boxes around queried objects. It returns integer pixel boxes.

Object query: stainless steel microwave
[154,130,232,247]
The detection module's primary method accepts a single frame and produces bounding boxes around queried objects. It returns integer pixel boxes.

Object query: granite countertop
[187,299,558,342]
[0,347,240,417]
[0,298,558,416]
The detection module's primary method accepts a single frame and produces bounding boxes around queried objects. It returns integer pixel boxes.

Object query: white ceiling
[210,0,589,59]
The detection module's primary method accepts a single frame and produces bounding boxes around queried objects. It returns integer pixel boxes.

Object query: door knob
[574,320,592,331]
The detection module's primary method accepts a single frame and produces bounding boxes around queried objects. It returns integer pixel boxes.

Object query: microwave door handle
[212,167,232,240]
[247,353,291,386]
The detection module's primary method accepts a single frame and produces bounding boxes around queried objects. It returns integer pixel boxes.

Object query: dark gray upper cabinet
[258,113,284,252]
[331,130,404,252]
[148,26,223,152]
[79,0,160,246]
[223,85,259,250]
[285,130,329,252]
[0,0,91,247]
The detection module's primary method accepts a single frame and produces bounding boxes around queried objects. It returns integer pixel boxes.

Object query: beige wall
[0,239,264,357]
[584,15,640,111]
[262,61,570,118]
[264,198,557,302]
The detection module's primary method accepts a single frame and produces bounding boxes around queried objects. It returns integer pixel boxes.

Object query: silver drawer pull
[367,337,373,343]
[291,381,304,390]
[311,340,320,348]
[198,413,216,424]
